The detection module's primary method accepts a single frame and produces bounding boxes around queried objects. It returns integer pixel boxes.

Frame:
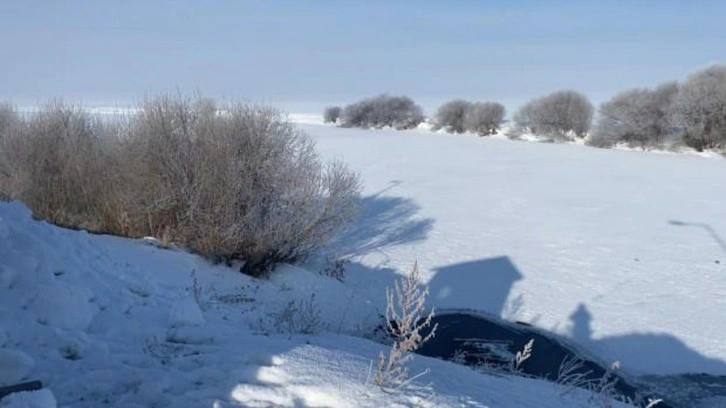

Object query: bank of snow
[0,202,622,407]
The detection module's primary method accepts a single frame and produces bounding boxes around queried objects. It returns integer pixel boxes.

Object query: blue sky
[1,1,724,114]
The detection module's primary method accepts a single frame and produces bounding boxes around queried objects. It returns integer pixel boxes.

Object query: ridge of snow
[0,201,622,407]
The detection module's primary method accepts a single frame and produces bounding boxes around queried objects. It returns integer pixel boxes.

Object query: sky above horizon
[1,1,725,115]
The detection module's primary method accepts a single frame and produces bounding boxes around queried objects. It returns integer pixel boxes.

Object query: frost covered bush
[119,96,361,276]
[670,65,726,151]
[590,82,679,148]
[464,101,506,136]
[374,262,437,389]
[0,95,361,277]
[432,100,505,135]
[323,106,342,124]
[514,90,594,139]
[432,99,472,133]
[340,94,424,130]
[0,103,20,200]
[0,103,16,137]
[267,294,323,334]
[0,101,120,230]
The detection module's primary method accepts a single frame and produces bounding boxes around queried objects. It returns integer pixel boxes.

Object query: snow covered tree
[433,99,472,133]
[591,82,678,148]
[514,90,594,139]
[464,101,506,136]
[323,106,342,123]
[670,65,726,150]
[340,94,424,130]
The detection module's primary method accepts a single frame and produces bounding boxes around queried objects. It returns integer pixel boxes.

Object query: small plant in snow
[449,349,468,365]
[189,269,203,308]
[588,361,621,408]
[508,338,534,374]
[262,293,323,335]
[374,262,437,390]
[320,256,347,281]
[556,354,595,396]
[210,283,258,306]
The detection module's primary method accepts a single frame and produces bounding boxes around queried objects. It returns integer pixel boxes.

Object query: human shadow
[669,220,726,254]
[569,303,593,345]
[411,256,725,406]
[569,303,726,376]
[327,193,434,258]
[428,257,523,316]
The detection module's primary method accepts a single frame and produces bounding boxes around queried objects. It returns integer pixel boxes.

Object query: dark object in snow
[413,312,675,408]
[0,380,43,400]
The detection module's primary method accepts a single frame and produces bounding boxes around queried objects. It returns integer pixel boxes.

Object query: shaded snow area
[0,202,622,407]
[304,123,726,378]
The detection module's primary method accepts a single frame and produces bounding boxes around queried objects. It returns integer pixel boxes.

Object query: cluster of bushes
[512,65,726,151]
[590,65,726,151]
[325,65,726,152]
[324,94,424,130]
[0,96,361,276]
[589,82,678,148]
[432,100,506,136]
[513,90,594,140]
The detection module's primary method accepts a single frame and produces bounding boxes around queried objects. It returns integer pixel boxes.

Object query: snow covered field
[304,123,726,377]
[1,119,724,407]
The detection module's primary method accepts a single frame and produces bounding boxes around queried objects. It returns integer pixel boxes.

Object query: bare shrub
[1,95,361,278]
[671,65,726,150]
[0,103,20,199]
[591,82,679,148]
[0,101,121,230]
[0,102,17,137]
[340,94,424,130]
[514,90,594,139]
[119,95,362,276]
[275,294,323,334]
[556,355,595,396]
[432,99,472,133]
[464,101,506,136]
[588,361,621,408]
[374,262,437,390]
[323,106,342,124]
[320,256,347,282]
[257,293,323,335]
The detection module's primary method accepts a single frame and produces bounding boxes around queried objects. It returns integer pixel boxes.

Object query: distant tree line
[324,94,424,130]
[325,64,726,152]
[432,100,506,136]
[588,65,726,151]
